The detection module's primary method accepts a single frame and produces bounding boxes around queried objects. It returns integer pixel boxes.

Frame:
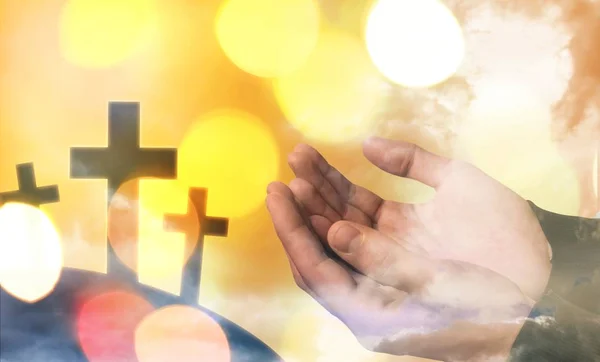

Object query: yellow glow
[178,110,279,219]
[59,0,158,68]
[0,202,63,303]
[135,305,230,362]
[365,0,465,88]
[107,178,200,295]
[274,30,384,143]
[215,0,320,77]
[279,303,388,362]
[137,179,200,294]
[458,79,580,215]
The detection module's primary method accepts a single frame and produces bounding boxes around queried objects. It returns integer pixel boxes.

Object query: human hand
[285,137,552,301]
[266,184,532,362]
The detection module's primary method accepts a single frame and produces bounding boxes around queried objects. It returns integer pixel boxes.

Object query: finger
[266,189,357,309]
[285,249,307,290]
[289,178,342,224]
[267,181,364,309]
[327,221,435,292]
[288,149,345,216]
[281,215,354,308]
[267,180,294,198]
[363,137,452,189]
[287,255,311,293]
[268,181,356,270]
[308,215,332,243]
[269,181,322,238]
[306,213,357,272]
[285,251,333,306]
[290,177,373,228]
[289,144,384,224]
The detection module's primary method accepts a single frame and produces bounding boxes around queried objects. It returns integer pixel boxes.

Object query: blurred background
[0,0,599,361]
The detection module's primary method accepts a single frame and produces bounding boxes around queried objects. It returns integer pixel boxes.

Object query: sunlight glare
[0,202,63,303]
[365,0,465,88]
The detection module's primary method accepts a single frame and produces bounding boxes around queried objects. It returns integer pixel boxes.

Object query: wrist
[467,321,526,362]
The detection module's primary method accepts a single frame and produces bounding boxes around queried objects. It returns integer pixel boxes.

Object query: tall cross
[164,188,228,305]
[70,102,177,280]
[0,163,59,206]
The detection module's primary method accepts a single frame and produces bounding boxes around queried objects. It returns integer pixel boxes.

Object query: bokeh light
[0,202,63,303]
[178,109,279,219]
[76,290,155,362]
[458,78,580,215]
[135,305,230,362]
[108,178,200,294]
[59,0,158,68]
[215,0,320,78]
[273,29,384,143]
[365,0,465,88]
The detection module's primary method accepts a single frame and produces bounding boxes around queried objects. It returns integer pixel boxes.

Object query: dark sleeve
[509,292,600,362]
[528,201,600,298]
[508,203,600,362]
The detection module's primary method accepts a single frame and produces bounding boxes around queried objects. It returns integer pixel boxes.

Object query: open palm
[286,137,552,301]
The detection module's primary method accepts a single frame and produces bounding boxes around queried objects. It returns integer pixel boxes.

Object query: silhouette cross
[70,102,177,279]
[164,188,228,304]
[0,163,59,206]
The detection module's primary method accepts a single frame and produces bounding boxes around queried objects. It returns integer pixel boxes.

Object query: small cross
[164,188,228,304]
[0,163,59,207]
[70,102,177,280]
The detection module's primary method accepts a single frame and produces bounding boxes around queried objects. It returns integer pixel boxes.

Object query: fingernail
[332,225,362,253]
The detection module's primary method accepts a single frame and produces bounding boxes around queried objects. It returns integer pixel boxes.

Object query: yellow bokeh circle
[274,30,384,143]
[59,0,158,68]
[0,202,63,303]
[365,0,465,88]
[215,0,320,78]
[178,110,280,219]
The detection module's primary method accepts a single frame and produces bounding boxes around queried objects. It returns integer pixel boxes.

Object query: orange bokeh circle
[107,177,200,273]
[135,305,230,362]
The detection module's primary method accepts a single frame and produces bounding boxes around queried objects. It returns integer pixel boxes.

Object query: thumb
[327,221,434,292]
[362,137,451,188]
